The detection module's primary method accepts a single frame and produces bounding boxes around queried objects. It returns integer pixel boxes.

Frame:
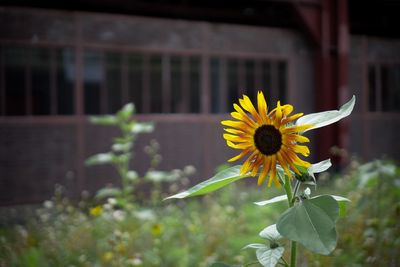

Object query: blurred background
[1,1,400,267]
[1,0,400,205]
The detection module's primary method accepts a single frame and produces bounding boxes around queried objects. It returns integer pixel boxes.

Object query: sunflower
[221,91,312,187]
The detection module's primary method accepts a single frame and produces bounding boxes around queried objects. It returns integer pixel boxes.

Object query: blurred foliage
[86,103,195,209]
[302,159,400,267]
[0,159,399,266]
[0,182,284,267]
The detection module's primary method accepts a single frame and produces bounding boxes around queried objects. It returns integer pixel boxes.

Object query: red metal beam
[291,0,349,163]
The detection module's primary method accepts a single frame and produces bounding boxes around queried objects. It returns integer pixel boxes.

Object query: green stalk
[283,176,298,267]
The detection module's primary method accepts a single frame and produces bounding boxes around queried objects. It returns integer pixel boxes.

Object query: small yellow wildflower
[102,251,113,262]
[89,205,103,217]
[151,223,162,236]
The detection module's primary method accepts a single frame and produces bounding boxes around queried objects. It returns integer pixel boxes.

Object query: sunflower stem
[283,176,297,267]
[292,181,301,204]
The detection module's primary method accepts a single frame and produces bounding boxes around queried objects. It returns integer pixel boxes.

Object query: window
[368,63,400,112]
[0,46,288,115]
[211,57,287,113]
[0,46,75,116]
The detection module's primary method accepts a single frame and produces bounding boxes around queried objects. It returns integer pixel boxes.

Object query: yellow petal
[233,104,257,126]
[277,152,292,179]
[221,120,251,132]
[239,95,262,123]
[240,151,257,174]
[257,91,268,122]
[231,111,256,128]
[282,113,303,124]
[257,157,271,186]
[275,101,282,122]
[286,150,311,168]
[291,134,310,143]
[281,150,301,175]
[268,155,277,187]
[227,149,250,162]
[281,104,293,116]
[223,133,250,142]
[224,128,245,135]
[282,124,313,134]
[251,155,264,176]
[226,140,252,149]
[293,145,310,157]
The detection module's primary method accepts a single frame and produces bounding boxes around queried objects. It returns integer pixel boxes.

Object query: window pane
[4,47,26,115]
[278,61,287,102]
[128,54,143,113]
[368,65,376,112]
[57,49,74,115]
[189,57,200,113]
[261,61,272,106]
[106,53,122,114]
[382,64,400,112]
[171,56,182,113]
[149,55,162,113]
[84,50,102,114]
[31,48,50,115]
[227,59,239,109]
[210,57,220,114]
[245,60,255,100]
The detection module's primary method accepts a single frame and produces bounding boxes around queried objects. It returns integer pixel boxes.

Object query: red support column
[291,0,349,163]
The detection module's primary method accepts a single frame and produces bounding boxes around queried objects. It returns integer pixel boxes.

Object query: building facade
[0,3,399,204]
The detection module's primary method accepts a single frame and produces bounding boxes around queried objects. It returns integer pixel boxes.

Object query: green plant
[167,92,355,267]
[85,103,193,207]
[304,159,400,267]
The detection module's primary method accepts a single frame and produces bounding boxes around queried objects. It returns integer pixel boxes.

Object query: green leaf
[330,195,350,202]
[95,187,122,199]
[277,195,339,255]
[145,170,179,183]
[126,171,139,181]
[308,159,332,174]
[296,95,355,132]
[243,243,268,250]
[112,143,132,152]
[330,195,350,218]
[117,103,135,120]
[89,115,118,125]
[296,159,332,184]
[85,153,115,166]
[254,195,287,206]
[131,122,154,134]
[259,224,283,241]
[164,165,251,199]
[256,246,285,267]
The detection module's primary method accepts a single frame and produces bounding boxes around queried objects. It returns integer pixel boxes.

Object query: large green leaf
[325,195,350,218]
[276,195,339,255]
[256,246,285,267]
[296,95,355,132]
[164,165,251,199]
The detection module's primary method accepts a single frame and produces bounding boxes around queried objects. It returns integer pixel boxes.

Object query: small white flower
[43,200,53,209]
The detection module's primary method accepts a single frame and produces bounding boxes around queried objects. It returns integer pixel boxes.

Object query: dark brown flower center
[254,125,282,155]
